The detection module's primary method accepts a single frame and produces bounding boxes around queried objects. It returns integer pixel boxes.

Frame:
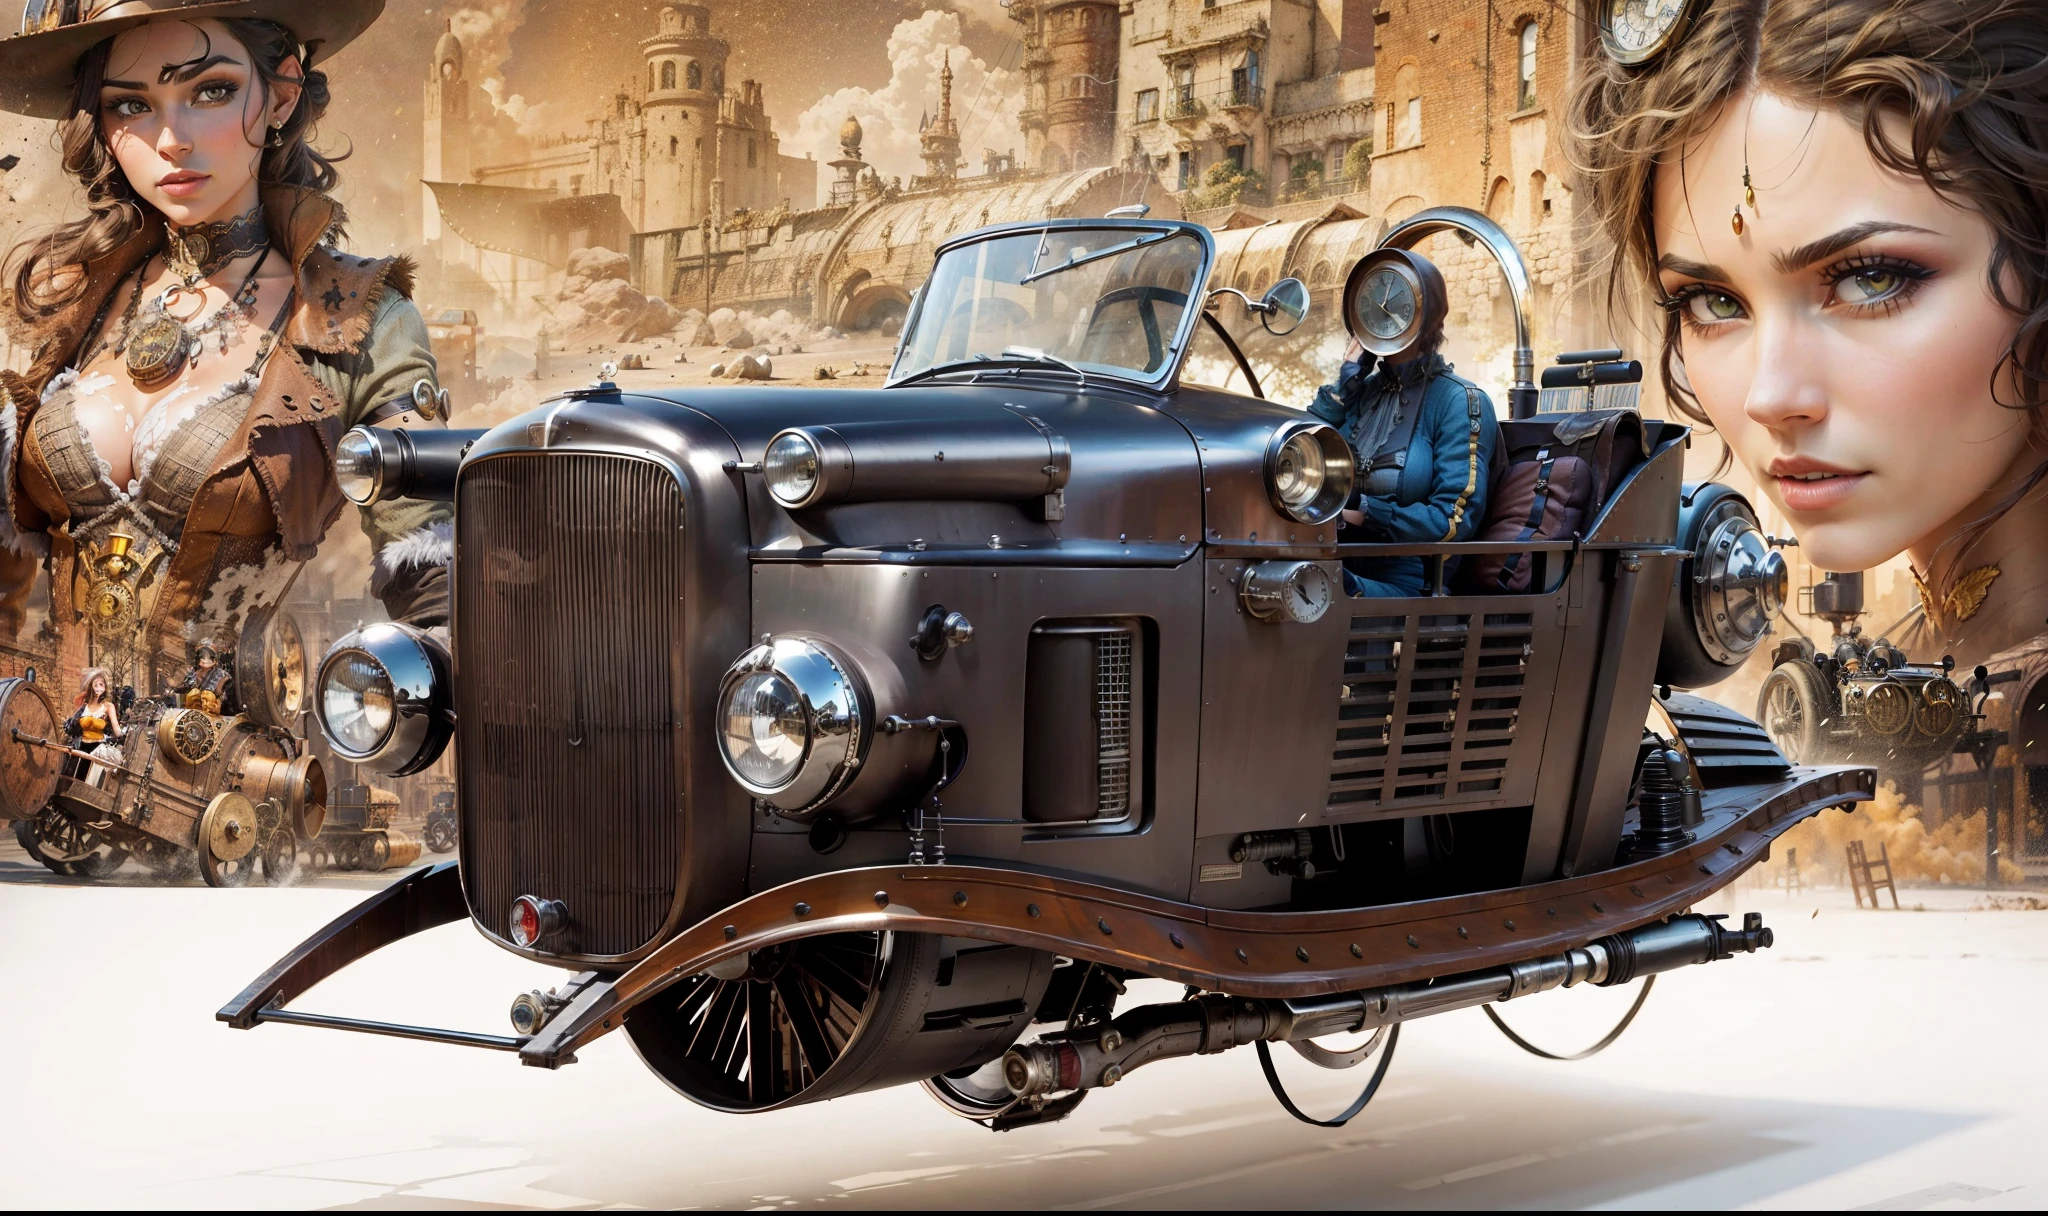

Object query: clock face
[1601,0,1696,65]
[1356,266,1417,342]
[1283,563,1333,625]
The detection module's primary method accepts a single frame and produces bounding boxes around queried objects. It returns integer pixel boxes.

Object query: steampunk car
[1757,571,1969,777]
[1,608,325,886]
[222,208,1870,1127]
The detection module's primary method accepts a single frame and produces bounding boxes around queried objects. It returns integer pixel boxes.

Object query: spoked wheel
[305,841,330,870]
[19,808,125,878]
[626,933,1053,1113]
[1757,661,1829,765]
[259,830,301,886]
[424,815,456,854]
[334,838,363,871]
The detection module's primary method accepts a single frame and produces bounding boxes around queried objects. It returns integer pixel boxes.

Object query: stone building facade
[1115,0,1376,198]
[420,4,816,319]
[1011,0,1124,173]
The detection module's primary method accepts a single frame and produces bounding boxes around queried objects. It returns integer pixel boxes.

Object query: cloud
[450,2,558,138]
[792,10,1024,186]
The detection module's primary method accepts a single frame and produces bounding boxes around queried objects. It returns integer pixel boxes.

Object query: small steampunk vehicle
[225,209,1871,1127]
[1,609,327,885]
[307,783,422,873]
[423,783,457,855]
[1757,571,1968,776]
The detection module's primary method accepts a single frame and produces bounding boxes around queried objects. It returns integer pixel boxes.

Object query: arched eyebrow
[1771,221,1937,273]
[160,53,241,85]
[1656,254,1725,281]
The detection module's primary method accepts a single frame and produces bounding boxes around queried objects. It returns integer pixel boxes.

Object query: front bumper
[220,765,1873,1067]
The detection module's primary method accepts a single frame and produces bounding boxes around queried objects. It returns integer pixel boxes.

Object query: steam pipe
[1378,206,1539,419]
[1002,913,1772,1099]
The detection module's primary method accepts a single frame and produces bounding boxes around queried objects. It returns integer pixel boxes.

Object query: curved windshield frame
[887,220,1216,391]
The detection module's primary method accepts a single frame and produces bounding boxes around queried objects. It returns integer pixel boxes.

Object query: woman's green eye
[1835,269,1903,305]
[1684,291,1744,323]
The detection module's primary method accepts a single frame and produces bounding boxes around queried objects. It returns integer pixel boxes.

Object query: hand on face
[97,19,301,227]
[1652,90,2033,573]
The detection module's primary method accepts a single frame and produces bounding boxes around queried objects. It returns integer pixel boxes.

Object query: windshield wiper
[997,347,1087,387]
[888,348,1088,390]
[1019,231,1173,285]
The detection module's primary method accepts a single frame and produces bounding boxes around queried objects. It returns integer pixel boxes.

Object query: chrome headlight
[763,430,826,508]
[334,428,385,505]
[716,636,869,813]
[1265,421,1353,525]
[314,622,453,776]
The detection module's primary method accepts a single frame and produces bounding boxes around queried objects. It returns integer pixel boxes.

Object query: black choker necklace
[165,207,269,281]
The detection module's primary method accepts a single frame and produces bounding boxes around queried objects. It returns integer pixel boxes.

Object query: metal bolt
[1100,1064,1124,1087]
[794,902,810,917]
[953,891,968,906]
[1099,1029,1122,1052]
[874,891,889,907]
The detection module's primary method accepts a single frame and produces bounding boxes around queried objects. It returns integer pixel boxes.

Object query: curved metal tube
[1378,206,1539,417]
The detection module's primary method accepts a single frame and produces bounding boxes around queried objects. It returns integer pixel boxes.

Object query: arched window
[1518,21,1538,110]
[712,66,724,92]
[686,61,702,90]
[649,63,657,91]
[1486,175,1511,221]
[661,60,676,90]
[1529,170,1547,226]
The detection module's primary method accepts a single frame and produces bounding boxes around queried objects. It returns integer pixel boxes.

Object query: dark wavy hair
[1570,0,2048,594]
[4,17,345,327]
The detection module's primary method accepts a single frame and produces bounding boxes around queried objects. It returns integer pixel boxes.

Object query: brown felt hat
[0,0,386,119]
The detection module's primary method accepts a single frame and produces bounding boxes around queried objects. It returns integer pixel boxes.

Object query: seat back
[1458,410,1650,593]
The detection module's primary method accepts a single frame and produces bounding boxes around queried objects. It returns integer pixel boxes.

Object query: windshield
[891,226,1210,386]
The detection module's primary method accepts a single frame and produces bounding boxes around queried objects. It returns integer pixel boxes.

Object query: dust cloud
[1759,780,2025,888]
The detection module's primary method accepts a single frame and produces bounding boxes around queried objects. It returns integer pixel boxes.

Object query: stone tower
[422,19,471,244]
[640,4,729,231]
[918,52,962,185]
[1011,0,1119,173]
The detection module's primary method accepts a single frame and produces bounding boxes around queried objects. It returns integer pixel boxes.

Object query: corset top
[30,369,254,556]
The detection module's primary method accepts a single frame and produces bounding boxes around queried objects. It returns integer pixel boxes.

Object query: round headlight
[314,622,453,776]
[720,668,808,788]
[1264,422,1353,525]
[764,431,823,508]
[321,650,395,754]
[1271,431,1327,511]
[334,428,384,506]
[715,637,869,813]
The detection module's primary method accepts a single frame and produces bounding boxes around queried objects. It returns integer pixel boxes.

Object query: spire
[917,47,962,185]
[940,49,954,126]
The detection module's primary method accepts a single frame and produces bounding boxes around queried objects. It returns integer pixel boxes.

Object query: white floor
[0,872,2040,1210]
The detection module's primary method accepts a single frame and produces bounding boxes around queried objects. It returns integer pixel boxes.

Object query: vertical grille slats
[1095,630,1133,819]
[457,453,685,957]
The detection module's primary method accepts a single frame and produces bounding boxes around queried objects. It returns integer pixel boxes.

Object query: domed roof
[839,113,863,157]
[434,21,464,78]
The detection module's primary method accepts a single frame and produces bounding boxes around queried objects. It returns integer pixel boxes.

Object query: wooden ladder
[1847,839,1900,909]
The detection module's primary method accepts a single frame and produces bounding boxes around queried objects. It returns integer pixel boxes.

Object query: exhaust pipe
[1003,913,1771,1099]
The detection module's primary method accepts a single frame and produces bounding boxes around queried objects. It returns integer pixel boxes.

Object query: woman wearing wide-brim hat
[0,1,453,882]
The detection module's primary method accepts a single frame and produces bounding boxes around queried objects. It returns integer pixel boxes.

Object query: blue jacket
[1310,353,1499,595]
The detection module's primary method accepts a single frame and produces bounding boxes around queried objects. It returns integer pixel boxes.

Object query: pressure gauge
[1599,0,1704,67]
[1240,561,1334,625]
[1341,248,1448,360]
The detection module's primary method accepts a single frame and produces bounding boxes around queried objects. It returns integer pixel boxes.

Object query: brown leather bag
[1460,410,1649,593]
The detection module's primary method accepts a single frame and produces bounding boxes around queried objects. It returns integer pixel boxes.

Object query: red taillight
[510,895,565,947]
[511,897,541,946]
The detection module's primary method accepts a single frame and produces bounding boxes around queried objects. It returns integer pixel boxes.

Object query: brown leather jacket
[0,186,451,689]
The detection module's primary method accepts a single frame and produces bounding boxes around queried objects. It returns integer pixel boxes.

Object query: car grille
[1328,610,1536,811]
[456,452,685,957]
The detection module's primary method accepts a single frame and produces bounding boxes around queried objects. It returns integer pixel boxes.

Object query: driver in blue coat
[1310,328,1500,597]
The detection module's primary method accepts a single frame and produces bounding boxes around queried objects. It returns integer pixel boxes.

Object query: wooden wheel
[0,677,63,820]
[19,808,123,878]
[1757,661,1829,765]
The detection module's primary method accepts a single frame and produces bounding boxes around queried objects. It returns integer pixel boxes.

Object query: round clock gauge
[1599,0,1705,67]
[1341,248,1448,361]
[1240,560,1335,625]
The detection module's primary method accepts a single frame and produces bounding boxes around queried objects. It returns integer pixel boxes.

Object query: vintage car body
[225,209,1872,1125]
